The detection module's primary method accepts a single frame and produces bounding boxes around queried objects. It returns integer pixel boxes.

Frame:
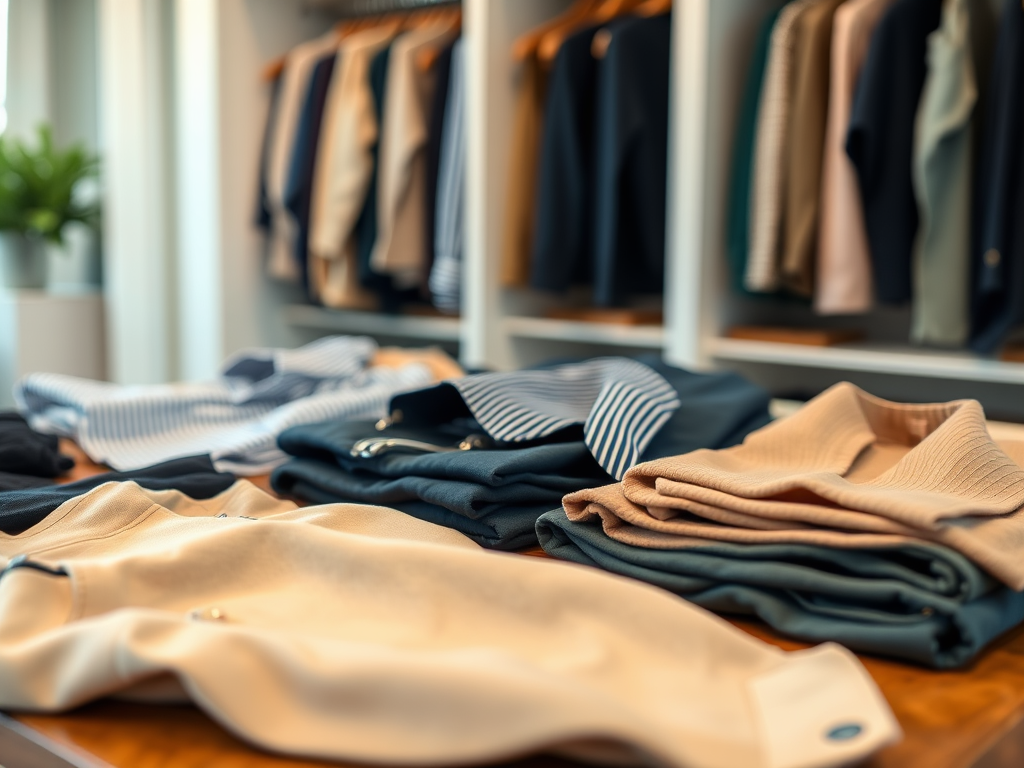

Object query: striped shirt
[429,37,464,314]
[395,358,681,480]
[15,336,435,475]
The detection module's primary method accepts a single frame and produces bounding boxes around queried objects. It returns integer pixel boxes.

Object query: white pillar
[96,0,174,384]
[174,0,223,381]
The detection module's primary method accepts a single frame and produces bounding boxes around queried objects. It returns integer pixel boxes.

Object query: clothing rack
[302,0,460,18]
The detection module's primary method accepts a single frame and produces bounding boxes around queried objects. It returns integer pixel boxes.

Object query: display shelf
[283,304,462,342]
[708,337,1024,385]
[503,315,665,348]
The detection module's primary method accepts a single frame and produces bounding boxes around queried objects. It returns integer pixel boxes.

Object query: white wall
[174,0,329,381]
[5,0,50,139]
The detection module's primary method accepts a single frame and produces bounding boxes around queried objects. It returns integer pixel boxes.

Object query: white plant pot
[0,232,46,289]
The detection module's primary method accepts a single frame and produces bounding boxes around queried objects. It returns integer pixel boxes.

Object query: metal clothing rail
[302,0,460,17]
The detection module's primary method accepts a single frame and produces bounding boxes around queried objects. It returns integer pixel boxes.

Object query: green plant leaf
[0,124,100,245]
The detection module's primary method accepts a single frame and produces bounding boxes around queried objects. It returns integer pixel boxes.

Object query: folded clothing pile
[272,355,773,549]
[14,336,440,475]
[0,479,899,768]
[539,383,1024,667]
[0,412,74,490]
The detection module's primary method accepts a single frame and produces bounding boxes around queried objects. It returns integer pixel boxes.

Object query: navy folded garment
[387,356,773,469]
[0,455,236,535]
[537,508,1024,669]
[0,412,73,485]
[273,427,609,550]
[273,357,772,549]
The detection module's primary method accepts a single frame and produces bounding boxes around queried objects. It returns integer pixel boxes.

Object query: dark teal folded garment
[272,434,608,550]
[537,508,1024,669]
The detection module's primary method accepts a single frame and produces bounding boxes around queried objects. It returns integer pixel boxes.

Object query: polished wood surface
[9,440,1024,768]
[727,325,866,346]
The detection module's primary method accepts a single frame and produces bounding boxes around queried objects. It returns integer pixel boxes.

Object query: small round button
[190,607,229,622]
[985,248,1001,268]
[826,723,863,741]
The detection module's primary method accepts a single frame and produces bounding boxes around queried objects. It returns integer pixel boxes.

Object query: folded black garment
[537,508,1024,669]
[0,455,236,534]
[273,426,609,550]
[0,412,73,486]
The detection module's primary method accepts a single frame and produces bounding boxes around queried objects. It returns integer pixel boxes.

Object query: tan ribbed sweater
[0,480,899,768]
[565,383,1024,590]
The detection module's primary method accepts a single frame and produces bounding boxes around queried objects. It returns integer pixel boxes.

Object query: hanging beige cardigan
[0,481,898,768]
[565,383,1024,590]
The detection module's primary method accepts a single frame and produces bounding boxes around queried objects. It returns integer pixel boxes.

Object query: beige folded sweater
[565,383,1024,590]
[0,480,899,768]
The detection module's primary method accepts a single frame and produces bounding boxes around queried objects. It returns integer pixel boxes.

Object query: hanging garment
[591,13,671,307]
[428,38,465,314]
[815,0,894,315]
[529,25,602,294]
[500,54,547,288]
[846,0,943,305]
[969,0,1024,355]
[561,383,1024,591]
[727,8,782,295]
[353,44,401,303]
[779,0,846,298]
[371,23,457,290]
[538,508,1024,668]
[0,481,898,768]
[283,50,337,296]
[422,41,455,297]
[746,0,818,293]
[308,26,396,310]
[14,337,435,475]
[0,413,73,489]
[254,75,283,232]
[0,455,233,535]
[266,33,340,283]
[910,0,977,347]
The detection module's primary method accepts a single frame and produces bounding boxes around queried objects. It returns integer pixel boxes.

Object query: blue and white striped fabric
[429,38,464,314]
[15,336,435,475]
[449,358,681,480]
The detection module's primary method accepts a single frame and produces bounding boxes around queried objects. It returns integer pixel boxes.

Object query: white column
[96,0,174,384]
[663,0,711,369]
[174,0,223,381]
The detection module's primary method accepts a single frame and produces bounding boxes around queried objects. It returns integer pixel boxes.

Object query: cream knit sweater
[0,480,898,768]
[565,383,1024,590]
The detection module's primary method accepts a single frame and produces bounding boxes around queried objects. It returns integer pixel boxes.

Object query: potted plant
[0,125,100,289]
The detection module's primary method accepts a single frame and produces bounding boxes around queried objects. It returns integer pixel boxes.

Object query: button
[826,723,863,741]
[921,606,935,617]
[985,248,1001,268]
[190,607,229,622]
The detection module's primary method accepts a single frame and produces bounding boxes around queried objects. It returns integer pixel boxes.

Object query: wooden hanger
[634,0,672,17]
[417,8,462,72]
[511,0,601,63]
[537,0,645,64]
[261,56,286,83]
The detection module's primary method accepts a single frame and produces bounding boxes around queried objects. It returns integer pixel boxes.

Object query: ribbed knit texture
[564,383,1024,589]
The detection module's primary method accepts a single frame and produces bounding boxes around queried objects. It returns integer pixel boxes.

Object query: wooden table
[6,441,1024,768]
